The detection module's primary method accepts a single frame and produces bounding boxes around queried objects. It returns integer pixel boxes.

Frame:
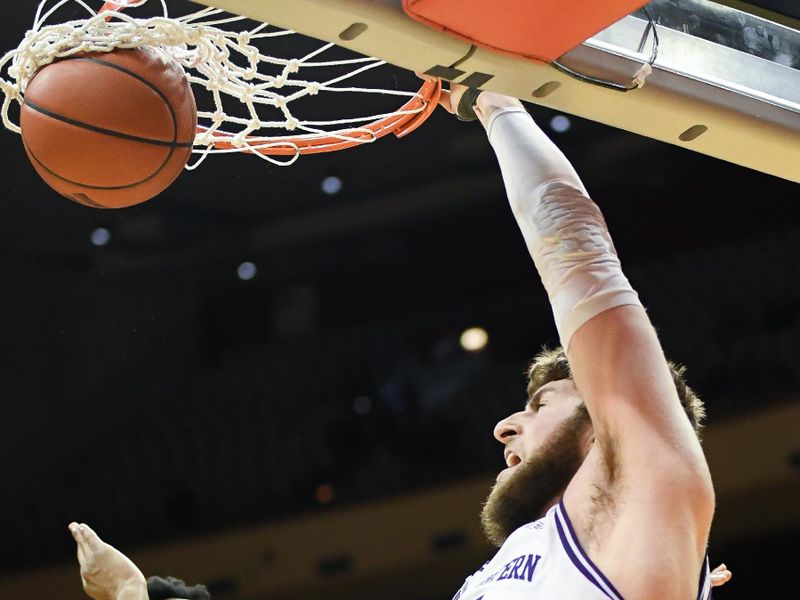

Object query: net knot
[232,130,249,147]
[0,80,15,96]
[197,131,213,146]
[241,85,256,103]
[237,31,251,46]
[306,81,321,95]
[284,117,299,131]
[211,111,225,125]
[287,59,300,73]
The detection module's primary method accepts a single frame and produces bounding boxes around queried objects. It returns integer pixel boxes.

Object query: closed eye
[525,387,552,412]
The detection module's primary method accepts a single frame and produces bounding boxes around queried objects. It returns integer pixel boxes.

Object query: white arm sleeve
[485,106,642,350]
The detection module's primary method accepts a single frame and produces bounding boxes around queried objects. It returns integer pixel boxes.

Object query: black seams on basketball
[20,47,197,209]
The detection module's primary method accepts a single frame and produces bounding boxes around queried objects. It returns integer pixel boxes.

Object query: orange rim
[201,78,441,156]
[100,1,441,157]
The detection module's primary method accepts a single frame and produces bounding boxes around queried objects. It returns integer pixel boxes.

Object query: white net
[0,0,438,167]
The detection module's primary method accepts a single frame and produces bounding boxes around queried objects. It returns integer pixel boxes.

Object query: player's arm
[450,86,714,591]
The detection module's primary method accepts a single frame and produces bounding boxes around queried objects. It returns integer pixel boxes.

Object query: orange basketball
[20,47,197,209]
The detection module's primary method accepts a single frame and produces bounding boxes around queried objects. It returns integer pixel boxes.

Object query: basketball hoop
[0,0,441,168]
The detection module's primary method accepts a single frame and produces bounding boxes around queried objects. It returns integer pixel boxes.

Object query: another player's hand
[710,563,732,588]
[69,522,147,600]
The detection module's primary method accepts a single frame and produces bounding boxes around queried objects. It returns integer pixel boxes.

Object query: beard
[480,408,589,547]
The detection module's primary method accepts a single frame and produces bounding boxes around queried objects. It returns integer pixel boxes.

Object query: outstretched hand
[69,522,147,600]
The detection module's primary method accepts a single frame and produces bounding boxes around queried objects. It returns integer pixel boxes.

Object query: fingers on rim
[437,89,455,113]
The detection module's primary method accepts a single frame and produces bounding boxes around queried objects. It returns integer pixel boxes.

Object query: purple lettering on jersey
[496,557,518,581]
[511,555,528,580]
[478,554,542,587]
[521,553,541,582]
[499,556,525,581]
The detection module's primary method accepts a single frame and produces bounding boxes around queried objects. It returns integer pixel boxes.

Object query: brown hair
[526,346,706,439]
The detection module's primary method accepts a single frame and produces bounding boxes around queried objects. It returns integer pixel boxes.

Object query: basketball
[20,47,197,209]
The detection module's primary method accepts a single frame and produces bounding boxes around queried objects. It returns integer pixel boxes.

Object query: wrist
[474,92,524,128]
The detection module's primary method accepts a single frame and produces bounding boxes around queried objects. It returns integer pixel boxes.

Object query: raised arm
[447,86,715,598]
[470,90,712,474]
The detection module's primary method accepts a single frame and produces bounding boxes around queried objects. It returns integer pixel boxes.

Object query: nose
[493,412,523,443]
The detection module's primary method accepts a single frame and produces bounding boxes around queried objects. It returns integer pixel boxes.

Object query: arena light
[237,261,257,281]
[549,114,571,133]
[90,227,111,246]
[460,327,489,352]
[320,176,343,195]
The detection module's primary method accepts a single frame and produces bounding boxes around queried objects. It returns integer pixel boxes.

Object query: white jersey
[453,500,712,600]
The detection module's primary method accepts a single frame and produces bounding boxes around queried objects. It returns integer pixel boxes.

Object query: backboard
[193,0,800,184]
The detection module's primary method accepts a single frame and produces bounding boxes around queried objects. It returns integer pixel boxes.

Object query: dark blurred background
[1,1,799,599]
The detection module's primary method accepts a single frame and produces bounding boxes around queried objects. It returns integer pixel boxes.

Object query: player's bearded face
[480,408,589,547]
